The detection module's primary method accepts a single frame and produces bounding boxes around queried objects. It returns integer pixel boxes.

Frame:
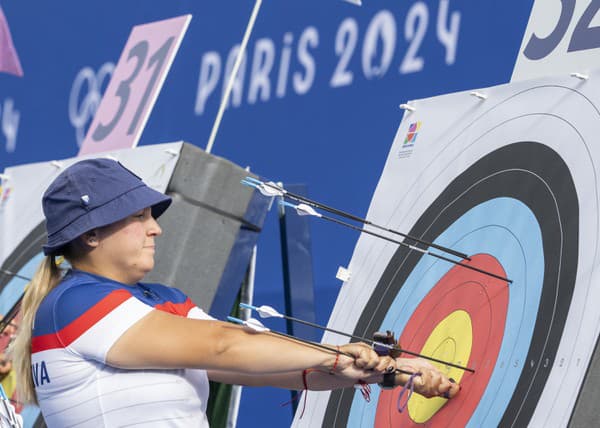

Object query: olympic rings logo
[68,63,115,147]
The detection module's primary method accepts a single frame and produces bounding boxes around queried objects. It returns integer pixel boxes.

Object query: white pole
[226,245,257,428]
[206,0,263,154]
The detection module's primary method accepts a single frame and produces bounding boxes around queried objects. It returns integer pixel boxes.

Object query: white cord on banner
[570,72,589,80]
[469,91,487,100]
[206,0,264,154]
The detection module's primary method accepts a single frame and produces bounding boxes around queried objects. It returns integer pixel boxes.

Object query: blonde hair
[10,256,62,405]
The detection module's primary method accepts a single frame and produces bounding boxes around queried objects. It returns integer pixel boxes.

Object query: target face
[293,73,600,427]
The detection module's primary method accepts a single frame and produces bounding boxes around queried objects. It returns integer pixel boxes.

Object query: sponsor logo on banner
[403,121,421,147]
[398,121,422,158]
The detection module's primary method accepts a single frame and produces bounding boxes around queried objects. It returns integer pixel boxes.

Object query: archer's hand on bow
[332,342,397,382]
[396,357,460,399]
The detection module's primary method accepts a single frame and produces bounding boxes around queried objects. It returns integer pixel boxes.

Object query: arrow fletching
[257,305,282,318]
[240,303,283,318]
[227,316,270,333]
[295,203,321,217]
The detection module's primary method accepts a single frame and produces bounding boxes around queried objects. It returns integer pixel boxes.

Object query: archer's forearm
[108,312,339,374]
[208,369,361,391]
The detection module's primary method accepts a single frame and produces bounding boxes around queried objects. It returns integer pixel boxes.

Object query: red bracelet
[330,346,340,373]
[294,367,371,419]
[297,368,320,419]
[302,368,310,390]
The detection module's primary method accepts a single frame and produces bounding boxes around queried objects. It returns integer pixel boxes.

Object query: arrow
[280,200,511,284]
[226,316,415,376]
[228,316,355,358]
[242,176,470,261]
[241,177,284,197]
[240,303,475,373]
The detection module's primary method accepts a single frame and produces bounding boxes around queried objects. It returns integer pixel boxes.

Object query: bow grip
[373,330,402,358]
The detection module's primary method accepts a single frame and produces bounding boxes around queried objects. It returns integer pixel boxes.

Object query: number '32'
[523,0,600,60]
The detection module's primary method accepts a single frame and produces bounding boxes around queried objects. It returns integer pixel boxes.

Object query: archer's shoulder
[139,282,189,302]
[34,270,133,337]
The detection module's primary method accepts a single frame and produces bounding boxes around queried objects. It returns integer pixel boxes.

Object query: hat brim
[43,185,171,255]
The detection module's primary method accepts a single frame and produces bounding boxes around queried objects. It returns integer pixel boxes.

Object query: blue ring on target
[0,252,43,315]
[347,197,544,427]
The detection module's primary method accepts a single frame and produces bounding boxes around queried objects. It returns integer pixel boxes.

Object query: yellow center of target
[407,310,473,423]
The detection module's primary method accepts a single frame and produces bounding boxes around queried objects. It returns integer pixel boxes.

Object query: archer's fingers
[414,370,439,398]
[351,345,380,370]
[439,378,460,399]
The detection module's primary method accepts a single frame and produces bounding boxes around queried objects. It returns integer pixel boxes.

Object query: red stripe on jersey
[31,289,132,353]
[154,297,195,316]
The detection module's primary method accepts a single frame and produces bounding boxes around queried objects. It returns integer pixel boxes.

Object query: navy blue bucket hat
[42,158,172,255]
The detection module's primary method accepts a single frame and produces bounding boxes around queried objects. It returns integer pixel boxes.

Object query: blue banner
[0,1,536,426]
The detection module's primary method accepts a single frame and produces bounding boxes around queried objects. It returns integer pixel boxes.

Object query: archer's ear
[80,230,100,248]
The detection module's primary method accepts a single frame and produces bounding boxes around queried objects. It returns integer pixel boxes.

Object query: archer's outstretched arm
[106,310,391,377]
[207,370,358,391]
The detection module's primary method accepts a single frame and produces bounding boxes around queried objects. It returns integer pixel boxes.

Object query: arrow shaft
[284,313,376,344]
[320,213,511,283]
[245,305,475,372]
[280,312,474,372]
[429,252,512,284]
[269,329,355,359]
[228,316,353,358]
[396,348,474,373]
[228,316,415,376]
[268,182,470,260]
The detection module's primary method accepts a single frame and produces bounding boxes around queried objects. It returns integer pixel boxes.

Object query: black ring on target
[0,221,46,428]
[323,142,579,427]
[0,221,46,291]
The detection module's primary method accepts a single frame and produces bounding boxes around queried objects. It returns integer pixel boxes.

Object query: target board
[292,70,600,427]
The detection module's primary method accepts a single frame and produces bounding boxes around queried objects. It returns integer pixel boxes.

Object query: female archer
[11,158,458,427]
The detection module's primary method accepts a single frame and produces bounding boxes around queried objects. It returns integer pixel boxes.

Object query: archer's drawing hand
[396,357,460,399]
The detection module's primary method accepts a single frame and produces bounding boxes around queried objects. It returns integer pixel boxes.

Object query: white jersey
[31,270,215,427]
